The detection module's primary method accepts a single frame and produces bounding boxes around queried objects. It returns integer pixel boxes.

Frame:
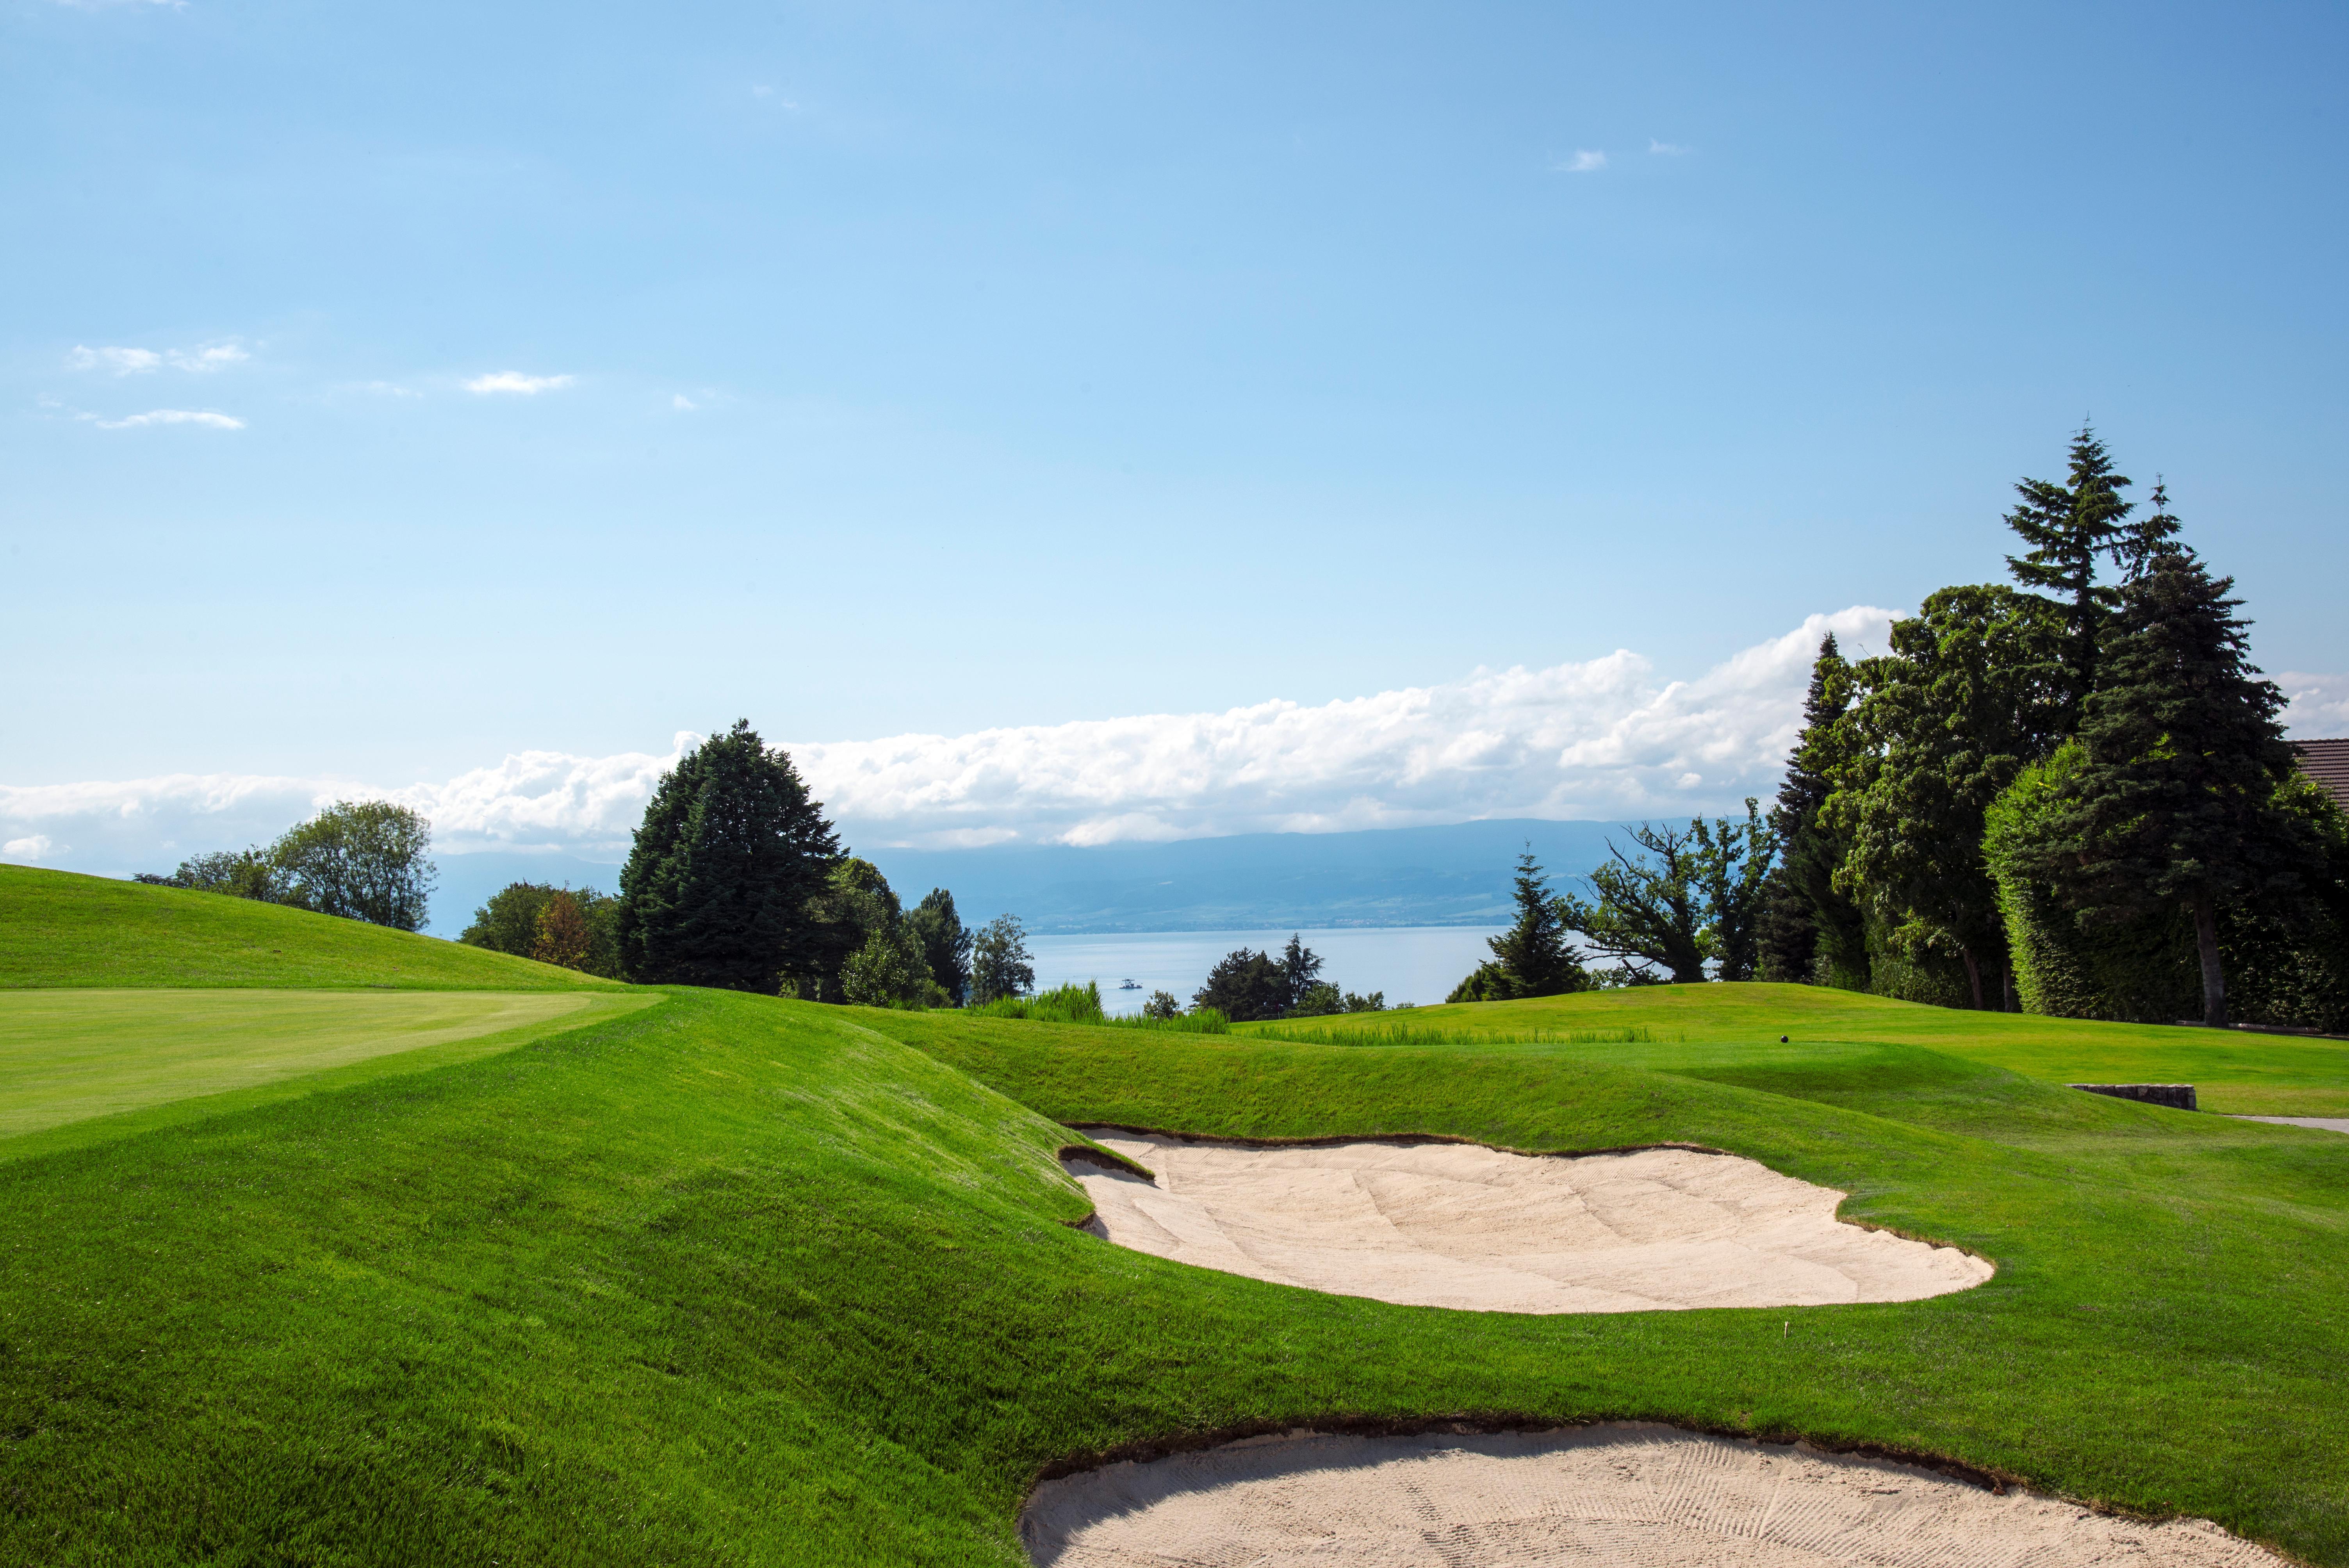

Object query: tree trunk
[2192,893,2229,1029]
[1959,946,1984,1011]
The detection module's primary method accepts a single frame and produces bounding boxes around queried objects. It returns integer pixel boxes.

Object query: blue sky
[5,1,2346,868]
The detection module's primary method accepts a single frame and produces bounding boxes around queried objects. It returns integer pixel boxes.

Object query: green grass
[0,864,622,991]
[2,885,2346,1563]
[1252,982,2349,1115]
[0,988,658,1148]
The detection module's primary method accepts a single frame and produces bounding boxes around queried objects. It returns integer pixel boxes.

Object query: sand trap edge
[1024,1414,2021,1502]
[1019,1421,2297,1565]
[1064,1119,1733,1161]
[1061,1123,1998,1269]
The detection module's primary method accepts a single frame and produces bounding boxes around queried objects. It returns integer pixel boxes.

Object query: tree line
[1442,431,2347,1031]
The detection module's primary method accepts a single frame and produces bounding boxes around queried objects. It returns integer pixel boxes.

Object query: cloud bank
[6,609,1924,875]
[92,409,244,430]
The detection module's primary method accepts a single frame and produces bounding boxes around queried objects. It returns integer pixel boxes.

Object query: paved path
[2231,1115,2349,1134]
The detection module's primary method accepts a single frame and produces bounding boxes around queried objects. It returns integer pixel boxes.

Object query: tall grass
[968,982,1231,1033]
[1249,1022,1676,1049]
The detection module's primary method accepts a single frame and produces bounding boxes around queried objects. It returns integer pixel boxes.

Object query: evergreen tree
[1274,934,1326,1012]
[2112,479,2184,583]
[1757,635,1866,986]
[905,888,974,1005]
[2004,426,2133,724]
[1832,585,2067,1009]
[615,720,841,991]
[2007,549,2313,1026]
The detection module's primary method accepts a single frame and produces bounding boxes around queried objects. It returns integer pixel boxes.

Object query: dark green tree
[2112,479,2184,583]
[2005,426,2133,725]
[462,881,621,977]
[968,914,1035,1005]
[1563,825,1711,984]
[1756,634,1868,986]
[137,847,278,902]
[905,888,974,1005]
[269,800,437,931]
[1832,585,2067,1009]
[2003,549,2313,1026]
[1141,989,1184,1021]
[1274,934,1325,1012]
[1451,848,1590,1001]
[1193,948,1288,1021]
[615,720,840,991]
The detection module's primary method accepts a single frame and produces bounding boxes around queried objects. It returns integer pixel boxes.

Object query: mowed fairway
[0,988,651,1142]
[1247,983,2349,1116]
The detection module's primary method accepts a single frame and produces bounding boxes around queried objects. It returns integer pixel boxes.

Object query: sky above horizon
[6,0,2347,872]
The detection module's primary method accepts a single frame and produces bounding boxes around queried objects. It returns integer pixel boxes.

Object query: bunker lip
[1063,1131,1995,1312]
[1064,1119,1734,1161]
[1021,1423,2295,1566]
[1025,1414,2019,1498]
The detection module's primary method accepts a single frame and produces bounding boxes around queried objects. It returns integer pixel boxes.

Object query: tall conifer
[2004,427,2133,725]
[616,720,841,991]
[2011,549,2311,1026]
[1757,635,1867,986]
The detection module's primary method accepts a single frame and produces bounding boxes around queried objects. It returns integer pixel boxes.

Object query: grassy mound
[0,865,620,991]
[1,978,2343,1563]
[1249,982,2349,1116]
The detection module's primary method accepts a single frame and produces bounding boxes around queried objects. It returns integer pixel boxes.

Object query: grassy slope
[0,865,621,991]
[0,984,2339,1563]
[1246,982,2349,1115]
[0,989,657,1144]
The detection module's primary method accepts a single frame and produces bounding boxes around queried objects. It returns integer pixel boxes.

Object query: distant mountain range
[426,819,1631,937]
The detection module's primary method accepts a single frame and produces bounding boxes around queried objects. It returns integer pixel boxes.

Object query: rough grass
[0,865,621,991]
[1249,982,2349,1115]
[4,894,2346,1564]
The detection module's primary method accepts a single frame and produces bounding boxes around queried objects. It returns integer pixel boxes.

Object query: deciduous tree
[968,914,1035,1005]
[269,800,437,931]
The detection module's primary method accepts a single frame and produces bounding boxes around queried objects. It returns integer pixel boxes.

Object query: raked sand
[1021,1425,2286,1567]
[1064,1132,1991,1313]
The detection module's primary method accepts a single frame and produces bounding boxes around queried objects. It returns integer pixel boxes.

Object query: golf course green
[0,863,2343,1564]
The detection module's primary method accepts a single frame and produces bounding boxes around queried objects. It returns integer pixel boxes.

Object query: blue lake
[1025,926,1505,1014]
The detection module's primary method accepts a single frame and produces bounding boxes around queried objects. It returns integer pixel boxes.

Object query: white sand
[1022,1425,2285,1567]
[1064,1133,1990,1313]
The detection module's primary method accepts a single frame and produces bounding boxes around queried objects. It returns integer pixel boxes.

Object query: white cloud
[465,372,575,395]
[1649,139,1690,156]
[68,346,162,374]
[169,342,249,371]
[3,610,1907,873]
[672,394,697,411]
[1558,150,1607,173]
[2281,672,2349,737]
[2,835,57,862]
[93,409,244,430]
[68,341,248,373]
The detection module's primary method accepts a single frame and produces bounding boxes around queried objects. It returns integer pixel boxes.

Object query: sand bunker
[1023,1424,2285,1567]
[1064,1133,1989,1313]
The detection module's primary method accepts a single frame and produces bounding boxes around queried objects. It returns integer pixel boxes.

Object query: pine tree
[2004,427,2133,725]
[615,720,841,991]
[1477,848,1589,996]
[1757,635,1867,985]
[2112,479,2184,583]
[1274,934,1326,1012]
[2012,549,2312,1026]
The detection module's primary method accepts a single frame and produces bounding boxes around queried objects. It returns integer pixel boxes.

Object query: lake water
[1026,926,1505,1014]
